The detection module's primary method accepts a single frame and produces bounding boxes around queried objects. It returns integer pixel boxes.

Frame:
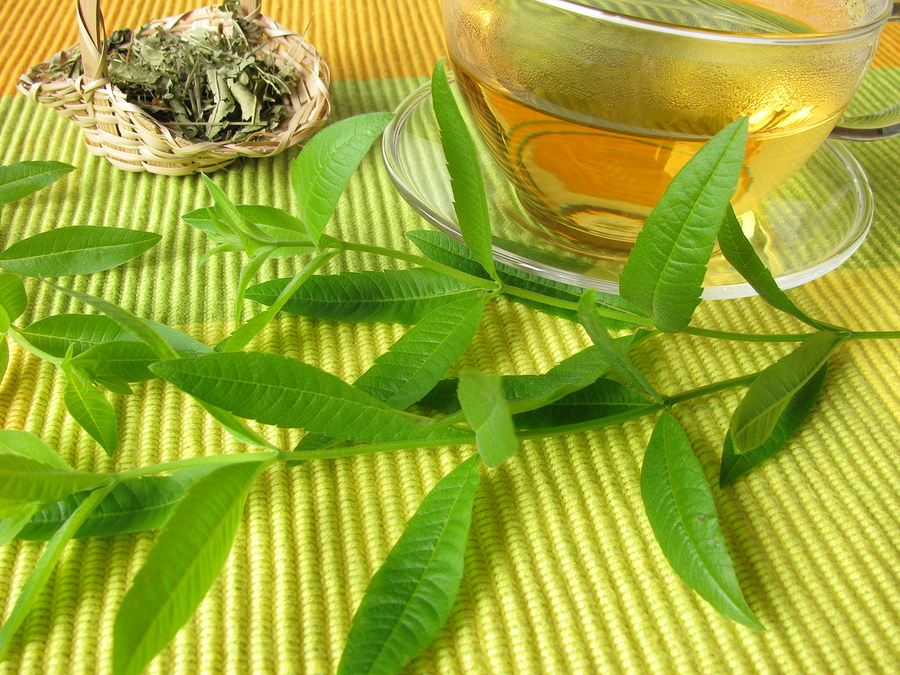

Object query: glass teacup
[443,0,900,256]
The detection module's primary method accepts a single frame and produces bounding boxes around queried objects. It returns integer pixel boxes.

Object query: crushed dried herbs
[40,1,305,143]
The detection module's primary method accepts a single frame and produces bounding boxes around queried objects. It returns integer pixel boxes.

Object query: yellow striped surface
[0,1,900,674]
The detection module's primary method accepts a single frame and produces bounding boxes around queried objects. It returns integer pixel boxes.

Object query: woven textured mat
[1,1,900,674]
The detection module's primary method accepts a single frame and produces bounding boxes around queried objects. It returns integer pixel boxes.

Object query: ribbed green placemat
[1,76,900,675]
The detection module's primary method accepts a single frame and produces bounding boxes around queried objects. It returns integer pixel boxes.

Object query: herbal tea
[445,0,881,253]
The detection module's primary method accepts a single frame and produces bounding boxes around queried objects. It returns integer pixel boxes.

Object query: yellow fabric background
[1,1,900,674]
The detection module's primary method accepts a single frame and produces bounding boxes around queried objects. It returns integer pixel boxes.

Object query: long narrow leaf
[337,454,480,675]
[46,286,273,449]
[151,352,470,444]
[354,294,486,410]
[0,482,115,658]
[730,331,846,453]
[0,273,27,322]
[15,467,220,540]
[63,378,118,456]
[458,370,518,467]
[0,453,111,507]
[578,289,662,403]
[47,285,179,360]
[113,459,272,675]
[292,112,394,247]
[407,230,646,327]
[0,161,74,205]
[221,250,338,352]
[0,429,70,469]
[641,413,763,629]
[720,365,827,486]
[245,267,481,324]
[619,118,749,333]
[0,227,160,278]
[717,206,826,330]
[431,62,498,281]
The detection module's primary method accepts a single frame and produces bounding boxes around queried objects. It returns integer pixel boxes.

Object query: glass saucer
[382,79,874,300]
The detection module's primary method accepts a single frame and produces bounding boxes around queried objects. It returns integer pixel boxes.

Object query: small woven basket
[16,0,331,175]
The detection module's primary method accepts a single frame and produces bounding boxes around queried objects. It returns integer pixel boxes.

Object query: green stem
[682,326,809,342]
[325,237,499,289]
[851,330,900,340]
[116,451,278,481]
[665,372,758,406]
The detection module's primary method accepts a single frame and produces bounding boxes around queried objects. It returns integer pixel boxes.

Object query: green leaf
[730,331,846,454]
[0,482,115,659]
[431,62,497,281]
[151,352,468,444]
[16,465,222,540]
[113,460,271,675]
[245,268,482,324]
[619,118,749,333]
[407,230,646,327]
[201,175,273,254]
[354,294,486,410]
[15,314,211,359]
[720,365,827,486]
[220,250,338,353]
[184,205,312,259]
[417,334,653,416]
[0,337,7,382]
[512,378,659,430]
[70,340,160,383]
[0,227,161,278]
[337,454,480,675]
[0,503,43,548]
[0,429,70,469]
[0,453,111,507]
[291,112,394,247]
[458,370,518,467]
[0,161,75,205]
[0,273,27,322]
[47,285,180,360]
[578,289,663,403]
[717,206,826,330]
[641,412,763,629]
[234,245,277,321]
[63,378,118,456]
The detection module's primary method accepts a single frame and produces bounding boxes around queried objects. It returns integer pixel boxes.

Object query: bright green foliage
[221,250,338,352]
[642,413,763,629]
[0,482,115,659]
[0,453,111,514]
[721,366,827,486]
[0,160,74,205]
[113,459,272,675]
[730,331,847,453]
[431,62,498,281]
[151,351,471,444]
[619,118,749,332]
[0,226,160,278]
[291,112,394,247]
[62,377,118,456]
[408,230,647,327]
[717,207,826,330]
[246,267,482,324]
[337,455,481,675]
[15,468,219,540]
[0,429,70,469]
[354,294,486,410]
[0,273,27,323]
[578,289,663,403]
[458,370,518,467]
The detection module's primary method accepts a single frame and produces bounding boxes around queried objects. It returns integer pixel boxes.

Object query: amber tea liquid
[445,0,878,253]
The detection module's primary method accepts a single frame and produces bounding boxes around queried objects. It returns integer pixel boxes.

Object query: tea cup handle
[829,2,900,140]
